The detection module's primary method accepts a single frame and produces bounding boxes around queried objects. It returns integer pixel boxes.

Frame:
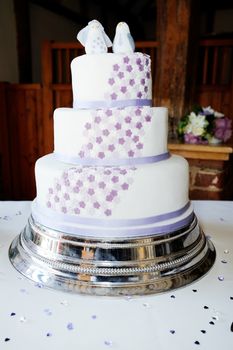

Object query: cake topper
[77,19,112,54]
[113,22,135,54]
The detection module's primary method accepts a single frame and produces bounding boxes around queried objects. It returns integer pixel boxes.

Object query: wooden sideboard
[168,141,233,200]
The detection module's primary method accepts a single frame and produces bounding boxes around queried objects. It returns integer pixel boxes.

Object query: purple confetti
[67,322,74,330]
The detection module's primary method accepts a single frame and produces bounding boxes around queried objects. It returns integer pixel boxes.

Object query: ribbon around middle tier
[54,152,170,166]
[73,98,152,109]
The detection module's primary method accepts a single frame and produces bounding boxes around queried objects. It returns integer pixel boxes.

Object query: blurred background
[0,0,233,201]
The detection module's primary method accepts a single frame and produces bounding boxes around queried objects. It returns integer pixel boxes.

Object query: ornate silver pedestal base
[9,215,215,296]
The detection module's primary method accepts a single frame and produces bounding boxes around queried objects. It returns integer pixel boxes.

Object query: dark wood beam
[155,0,200,136]
[13,0,32,82]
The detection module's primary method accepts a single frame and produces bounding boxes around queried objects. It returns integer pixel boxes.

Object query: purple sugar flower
[98,152,105,159]
[121,183,129,190]
[118,72,124,79]
[111,93,117,100]
[136,122,143,129]
[126,129,132,137]
[214,117,232,142]
[79,201,86,208]
[47,201,51,208]
[78,150,85,158]
[88,188,95,196]
[48,188,53,194]
[56,184,61,191]
[144,86,148,92]
[111,176,119,183]
[73,186,79,193]
[145,115,151,122]
[135,108,142,116]
[106,109,113,117]
[120,86,127,94]
[125,116,131,123]
[128,150,135,157]
[99,181,106,189]
[104,169,111,175]
[64,179,70,187]
[110,190,118,197]
[64,193,70,200]
[115,122,121,130]
[96,136,103,144]
[145,58,149,66]
[123,56,130,64]
[103,129,110,136]
[141,79,145,85]
[93,202,100,209]
[136,58,142,65]
[133,135,139,143]
[146,72,150,79]
[87,142,93,150]
[106,194,114,202]
[126,65,133,72]
[105,209,112,216]
[118,138,125,145]
[76,180,83,187]
[136,143,143,149]
[108,144,115,152]
[113,64,120,71]
[94,116,101,124]
[54,195,60,202]
[120,169,127,175]
[108,78,115,85]
[129,79,135,86]
[62,207,67,213]
[139,65,144,71]
[74,207,80,214]
[85,122,91,130]
[88,174,95,182]
[137,92,143,98]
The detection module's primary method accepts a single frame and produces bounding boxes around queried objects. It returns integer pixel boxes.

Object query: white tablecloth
[0,201,233,350]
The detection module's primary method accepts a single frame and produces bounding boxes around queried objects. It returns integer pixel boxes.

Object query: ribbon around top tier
[73,98,152,110]
[54,152,170,166]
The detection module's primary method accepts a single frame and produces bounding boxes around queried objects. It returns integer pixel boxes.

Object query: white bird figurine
[113,22,135,54]
[77,19,112,54]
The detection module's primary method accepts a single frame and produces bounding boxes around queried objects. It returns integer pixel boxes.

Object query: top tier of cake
[71,52,152,109]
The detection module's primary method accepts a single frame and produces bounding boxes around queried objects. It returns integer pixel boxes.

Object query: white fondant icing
[71,52,152,105]
[35,154,189,220]
[54,107,168,159]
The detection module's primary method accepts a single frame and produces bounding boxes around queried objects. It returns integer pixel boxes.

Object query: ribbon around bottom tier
[31,201,194,238]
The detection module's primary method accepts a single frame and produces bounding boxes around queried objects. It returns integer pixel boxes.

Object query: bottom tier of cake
[33,153,192,238]
[9,214,216,296]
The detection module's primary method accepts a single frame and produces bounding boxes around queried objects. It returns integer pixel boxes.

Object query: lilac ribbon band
[32,201,193,238]
[73,98,152,110]
[54,152,170,166]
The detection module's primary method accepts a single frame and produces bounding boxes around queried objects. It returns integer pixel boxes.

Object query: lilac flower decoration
[129,79,135,86]
[108,144,115,152]
[98,152,105,159]
[126,65,133,72]
[120,86,127,94]
[94,116,101,124]
[115,122,121,130]
[123,56,130,64]
[118,72,124,79]
[108,78,115,85]
[113,64,120,71]
[111,93,117,100]
[105,209,112,216]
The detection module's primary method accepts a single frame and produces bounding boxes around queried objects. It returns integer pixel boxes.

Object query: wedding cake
[9,20,215,295]
[32,21,193,237]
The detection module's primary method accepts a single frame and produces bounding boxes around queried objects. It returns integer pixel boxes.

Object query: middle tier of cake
[54,106,168,161]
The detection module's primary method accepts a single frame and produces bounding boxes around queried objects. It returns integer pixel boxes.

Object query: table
[0,201,233,350]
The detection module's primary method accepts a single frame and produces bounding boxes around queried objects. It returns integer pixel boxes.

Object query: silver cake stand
[9,214,216,296]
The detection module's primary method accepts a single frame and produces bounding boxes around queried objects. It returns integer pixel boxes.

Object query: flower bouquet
[177,106,232,144]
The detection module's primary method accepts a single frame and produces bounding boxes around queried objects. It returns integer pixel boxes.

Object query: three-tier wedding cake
[9,20,215,295]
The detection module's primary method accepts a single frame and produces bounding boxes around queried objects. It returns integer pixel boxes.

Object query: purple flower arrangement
[177,106,232,144]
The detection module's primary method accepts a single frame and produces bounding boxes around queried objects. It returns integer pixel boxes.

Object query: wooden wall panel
[5,84,41,200]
